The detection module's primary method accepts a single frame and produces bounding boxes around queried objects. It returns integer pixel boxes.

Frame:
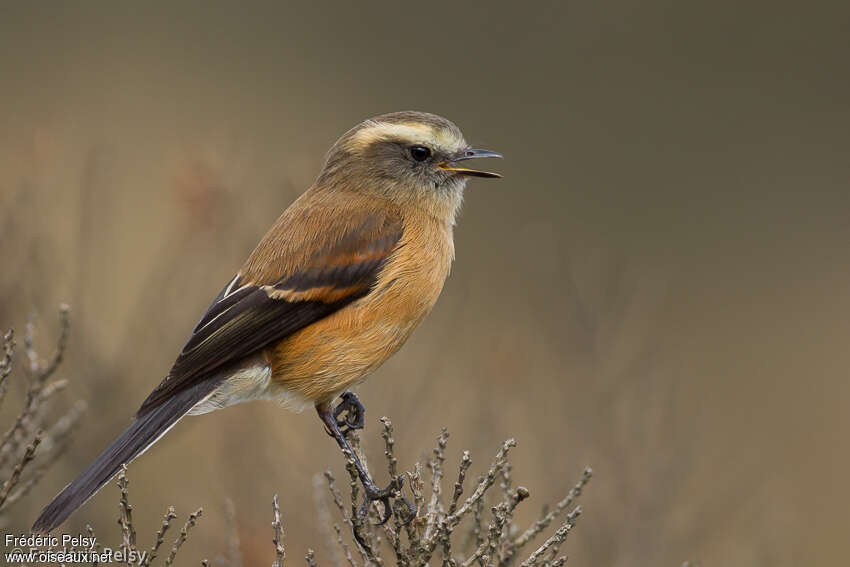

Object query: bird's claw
[334,391,365,434]
[357,474,417,526]
[319,393,416,554]
[393,493,418,526]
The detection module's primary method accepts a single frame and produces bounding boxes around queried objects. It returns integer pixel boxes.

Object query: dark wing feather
[137,213,403,416]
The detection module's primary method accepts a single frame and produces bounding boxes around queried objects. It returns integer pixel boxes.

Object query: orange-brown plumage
[32,111,501,534]
[261,190,456,403]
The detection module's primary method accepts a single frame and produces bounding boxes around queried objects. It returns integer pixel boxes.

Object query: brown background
[2,1,849,565]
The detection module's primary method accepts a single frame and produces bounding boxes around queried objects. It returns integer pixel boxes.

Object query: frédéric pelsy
[6,533,97,549]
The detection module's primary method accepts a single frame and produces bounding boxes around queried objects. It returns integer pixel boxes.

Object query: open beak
[439,148,503,178]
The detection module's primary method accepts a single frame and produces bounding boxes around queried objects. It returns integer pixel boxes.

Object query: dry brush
[1,308,591,566]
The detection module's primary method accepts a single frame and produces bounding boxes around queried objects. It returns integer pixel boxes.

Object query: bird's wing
[136,206,404,416]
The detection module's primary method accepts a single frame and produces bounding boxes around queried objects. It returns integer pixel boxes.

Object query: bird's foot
[357,473,416,526]
[334,390,365,434]
[317,396,417,548]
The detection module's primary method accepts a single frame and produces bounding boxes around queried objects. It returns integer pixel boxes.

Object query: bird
[32,110,502,534]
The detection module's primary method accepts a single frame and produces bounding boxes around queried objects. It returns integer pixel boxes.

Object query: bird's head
[316,111,502,219]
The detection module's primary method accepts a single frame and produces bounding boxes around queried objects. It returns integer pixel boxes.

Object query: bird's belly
[191,304,426,415]
[266,257,447,405]
[263,215,452,408]
[266,305,427,405]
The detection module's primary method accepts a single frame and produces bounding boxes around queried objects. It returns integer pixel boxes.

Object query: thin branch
[42,304,71,381]
[225,498,242,567]
[0,431,40,509]
[448,451,472,517]
[272,494,286,567]
[448,439,516,527]
[408,461,426,539]
[518,508,582,567]
[380,417,398,479]
[0,306,73,471]
[418,439,517,566]
[513,468,591,551]
[0,329,14,408]
[165,508,203,566]
[498,487,531,564]
[424,429,449,542]
[143,507,178,567]
[472,483,485,554]
[334,523,359,567]
[116,465,137,561]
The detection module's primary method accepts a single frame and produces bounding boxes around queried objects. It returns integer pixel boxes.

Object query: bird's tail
[31,379,219,534]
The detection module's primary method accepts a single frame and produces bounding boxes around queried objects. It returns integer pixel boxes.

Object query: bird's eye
[409,145,431,161]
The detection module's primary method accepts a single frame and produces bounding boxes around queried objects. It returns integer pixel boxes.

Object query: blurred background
[2,1,849,564]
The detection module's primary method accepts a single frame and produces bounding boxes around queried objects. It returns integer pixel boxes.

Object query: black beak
[439,148,503,178]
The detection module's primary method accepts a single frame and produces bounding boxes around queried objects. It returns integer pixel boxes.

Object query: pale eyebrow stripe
[348,121,464,151]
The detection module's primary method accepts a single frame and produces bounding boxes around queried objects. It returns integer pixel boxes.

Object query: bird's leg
[317,400,416,526]
[333,390,365,434]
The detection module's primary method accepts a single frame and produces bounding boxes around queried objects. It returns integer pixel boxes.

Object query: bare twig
[42,303,71,380]
[57,418,589,567]
[117,465,137,562]
[513,468,591,551]
[381,417,398,479]
[0,329,14,408]
[409,461,426,537]
[518,508,581,567]
[87,523,103,567]
[0,306,74,472]
[314,472,345,567]
[448,439,516,528]
[334,523,359,567]
[272,494,286,567]
[498,487,530,564]
[165,508,203,566]
[142,507,178,567]
[448,451,472,517]
[0,431,40,509]
[224,498,243,567]
[424,429,449,542]
[472,483,485,555]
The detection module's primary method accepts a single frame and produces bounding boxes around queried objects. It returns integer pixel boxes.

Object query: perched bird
[33,111,501,533]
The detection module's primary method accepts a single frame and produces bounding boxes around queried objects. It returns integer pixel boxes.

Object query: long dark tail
[32,380,219,533]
